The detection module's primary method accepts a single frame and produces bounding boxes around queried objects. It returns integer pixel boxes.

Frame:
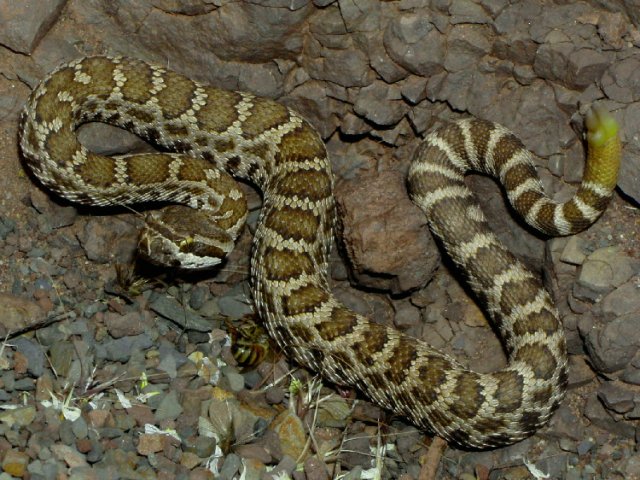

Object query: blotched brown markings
[577,186,611,212]
[503,163,536,192]
[45,129,80,168]
[241,99,290,139]
[385,336,419,383]
[142,127,160,144]
[449,372,484,420]
[316,306,359,342]
[289,323,315,344]
[264,205,319,243]
[512,308,559,338]
[483,432,514,448]
[328,350,353,373]
[514,343,557,381]
[36,68,74,123]
[76,99,99,119]
[126,154,172,184]
[182,237,225,260]
[492,370,524,413]
[165,123,190,137]
[557,363,568,389]
[532,385,553,406]
[218,195,246,231]
[125,106,155,124]
[512,189,543,215]
[469,120,494,164]
[213,138,236,153]
[430,196,489,247]
[168,139,191,153]
[499,277,539,316]
[106,112,122,124]
[409,169,461,196]
[226,155,241,172]
[246,161,261,181]
[26,124,38,154]
[242,142,271,162]
[35,75,75,124]
[75,153,116,188]
[518,410,542,434]
[176,157,209,182]
[154,71,197,119]
[352,327,389,367]
[119,61,154,105]
[263,247,314,281]
[273,122,326,165]
[491,133,525,172]
[195,87,242,133]
[534,202,559,235]
[284,284,329,316]
[416,356,451,405]
[54,58,117,106]
[194,136,209,147]
[435,122,467,162]
[274,169,332,203]
[469,416,508,439]
[463,245,512,291]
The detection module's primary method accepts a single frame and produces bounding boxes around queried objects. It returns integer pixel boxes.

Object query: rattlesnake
[19,56,621,449]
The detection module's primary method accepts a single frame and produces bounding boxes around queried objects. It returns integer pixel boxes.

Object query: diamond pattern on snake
[19,56,621,449]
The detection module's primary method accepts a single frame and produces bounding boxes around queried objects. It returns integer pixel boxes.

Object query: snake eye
[178,237,195,252]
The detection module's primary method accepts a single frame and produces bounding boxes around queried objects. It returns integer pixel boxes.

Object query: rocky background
[1,1,640,479]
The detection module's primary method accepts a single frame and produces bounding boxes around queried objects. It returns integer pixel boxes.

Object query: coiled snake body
[20,57,621,449]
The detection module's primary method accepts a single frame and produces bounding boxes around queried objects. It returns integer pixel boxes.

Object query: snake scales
[19,56,621,449]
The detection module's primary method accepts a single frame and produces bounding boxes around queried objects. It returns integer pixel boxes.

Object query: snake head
[138,206,233,270]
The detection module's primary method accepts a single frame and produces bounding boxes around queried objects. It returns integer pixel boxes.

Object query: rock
[354,81,407,127]
[97,334,154,363]
[0,0,66,53]
[12,337,45,377]
[29,188,77,232]
[597,381,635,415]
[0,406,36,428]
[444,24,492,72]
[619,103,640,204]
[103,311,153,338]
[304,455,330,480]
[599,278,640,321]
[48,341,74,377]
[449,0,492,24]
[1,449,30,478]
[233,444,271,464]
[383,14,445,76]
[534,44,612,89]
[336,170,439,294]
[268,410,307,461]
[567,355,595,387]
[218,453,242,479]
[155,390,183,422]
[50,443,89,468]
[0,293,45,338]
[576,247,640,299]
[584,314,640,373]
[560,236,588,265]
[306,47,373,88]
[149,295,213,332]
[584,392,636,438]
[368,36,409,84]
[137,433,164,455]
[621,353,640,385]
[601,55,640,103]
[77,216,139,264]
